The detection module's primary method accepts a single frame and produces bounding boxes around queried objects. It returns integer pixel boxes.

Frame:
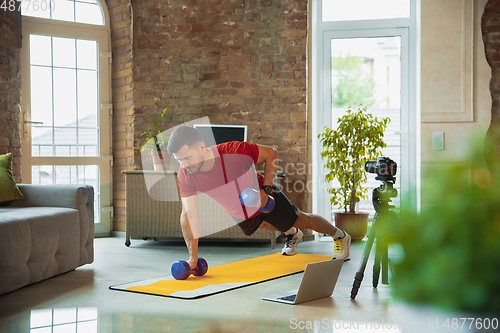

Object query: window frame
[21,0,106,26]
[20,0,113,237]
[311,0,421,219]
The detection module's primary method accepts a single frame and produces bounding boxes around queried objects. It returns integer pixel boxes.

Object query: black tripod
[350,175,397,300]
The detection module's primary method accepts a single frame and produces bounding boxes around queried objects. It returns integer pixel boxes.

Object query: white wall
[420,0,491,205]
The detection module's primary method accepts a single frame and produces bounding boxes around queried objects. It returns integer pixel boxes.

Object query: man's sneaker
[333,230,351,261]
[282,229,303,256]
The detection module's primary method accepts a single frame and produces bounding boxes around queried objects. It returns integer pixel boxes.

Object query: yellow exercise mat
[109,253,332,299]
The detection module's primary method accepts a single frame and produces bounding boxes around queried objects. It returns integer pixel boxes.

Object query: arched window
[21,0,113,236]
[22,0,104,25]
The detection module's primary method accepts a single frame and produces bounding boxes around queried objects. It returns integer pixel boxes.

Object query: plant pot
[334,212,369,241]
[151,151,170,171]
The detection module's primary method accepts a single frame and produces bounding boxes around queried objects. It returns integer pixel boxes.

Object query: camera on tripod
[365,157,397,183]
[350,156,398,300]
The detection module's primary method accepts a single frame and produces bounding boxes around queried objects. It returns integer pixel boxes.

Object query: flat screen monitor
[193,124,247,146]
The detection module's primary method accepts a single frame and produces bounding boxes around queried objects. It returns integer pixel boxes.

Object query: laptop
[261,259,343,305]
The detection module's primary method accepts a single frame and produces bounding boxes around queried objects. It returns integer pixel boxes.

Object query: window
[21,0,113,236]
[22,0,104,25]
[312,0,420,220]
[322,0,410,22]
[30,35,99,158]
[330,36,403,214]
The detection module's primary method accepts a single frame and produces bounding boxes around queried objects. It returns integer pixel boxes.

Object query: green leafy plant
[318,105,390,213]
[140,108,169,156]
[379,137,500,315]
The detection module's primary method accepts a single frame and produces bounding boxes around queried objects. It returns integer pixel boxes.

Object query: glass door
[322,29,409,219]
[21,21,112,236]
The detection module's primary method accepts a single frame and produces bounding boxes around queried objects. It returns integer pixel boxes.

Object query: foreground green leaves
[380,139,500,315]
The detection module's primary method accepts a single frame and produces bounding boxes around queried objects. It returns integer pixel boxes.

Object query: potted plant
[318,105,390,240]
[140,108,170,171]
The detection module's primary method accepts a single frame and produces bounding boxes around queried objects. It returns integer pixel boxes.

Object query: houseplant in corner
[318,105,390,240]
[140,108,170,171]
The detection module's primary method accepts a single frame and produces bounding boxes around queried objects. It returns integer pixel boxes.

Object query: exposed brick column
[107,0,134,231]
[0,11,22,183]
[131,0,308,209]
[482,0,500,172]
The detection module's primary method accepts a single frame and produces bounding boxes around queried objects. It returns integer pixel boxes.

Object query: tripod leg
[350,217,378,299]
[381,212,396,285]
[382,239,389,285]
[373,236,382,288]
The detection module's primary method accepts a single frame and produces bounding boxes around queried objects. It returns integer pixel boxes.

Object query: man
[167,126,351,271]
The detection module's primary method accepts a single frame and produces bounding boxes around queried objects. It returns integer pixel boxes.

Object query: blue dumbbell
[171,257,208,280]
[240,188,275,213]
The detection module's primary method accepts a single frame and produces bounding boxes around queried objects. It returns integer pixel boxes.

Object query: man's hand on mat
[187,257,198,271]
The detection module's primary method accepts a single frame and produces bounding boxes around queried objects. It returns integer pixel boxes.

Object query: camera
[365,157,397,182]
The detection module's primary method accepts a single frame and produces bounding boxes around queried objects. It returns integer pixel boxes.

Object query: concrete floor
[0,235,476,333]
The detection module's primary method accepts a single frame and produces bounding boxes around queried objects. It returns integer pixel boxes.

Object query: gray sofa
[0,184,94,295]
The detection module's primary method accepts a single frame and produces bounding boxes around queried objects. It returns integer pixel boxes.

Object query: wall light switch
[433,132,444,150]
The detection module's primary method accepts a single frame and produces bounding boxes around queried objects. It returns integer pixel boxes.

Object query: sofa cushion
[0,207,80,294]
[0,153,23,204]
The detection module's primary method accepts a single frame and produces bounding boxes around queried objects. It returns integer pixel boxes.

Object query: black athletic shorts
[236,185,298,236]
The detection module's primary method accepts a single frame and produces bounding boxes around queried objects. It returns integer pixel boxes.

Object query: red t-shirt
[177,141,265,219]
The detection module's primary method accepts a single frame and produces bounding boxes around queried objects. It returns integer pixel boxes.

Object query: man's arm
[257,144,279,187]
[180,195,200,270]
[256,145,279,206]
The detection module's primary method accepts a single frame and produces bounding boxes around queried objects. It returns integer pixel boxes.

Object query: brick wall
[0,1,307,231]
[121,0,308,231]
[482,0,500,171]
[0,11,22,183]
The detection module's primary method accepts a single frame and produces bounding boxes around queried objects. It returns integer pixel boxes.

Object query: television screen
[193,124,247,146]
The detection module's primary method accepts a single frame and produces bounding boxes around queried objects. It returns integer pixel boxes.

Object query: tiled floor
[0,235,474,332]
